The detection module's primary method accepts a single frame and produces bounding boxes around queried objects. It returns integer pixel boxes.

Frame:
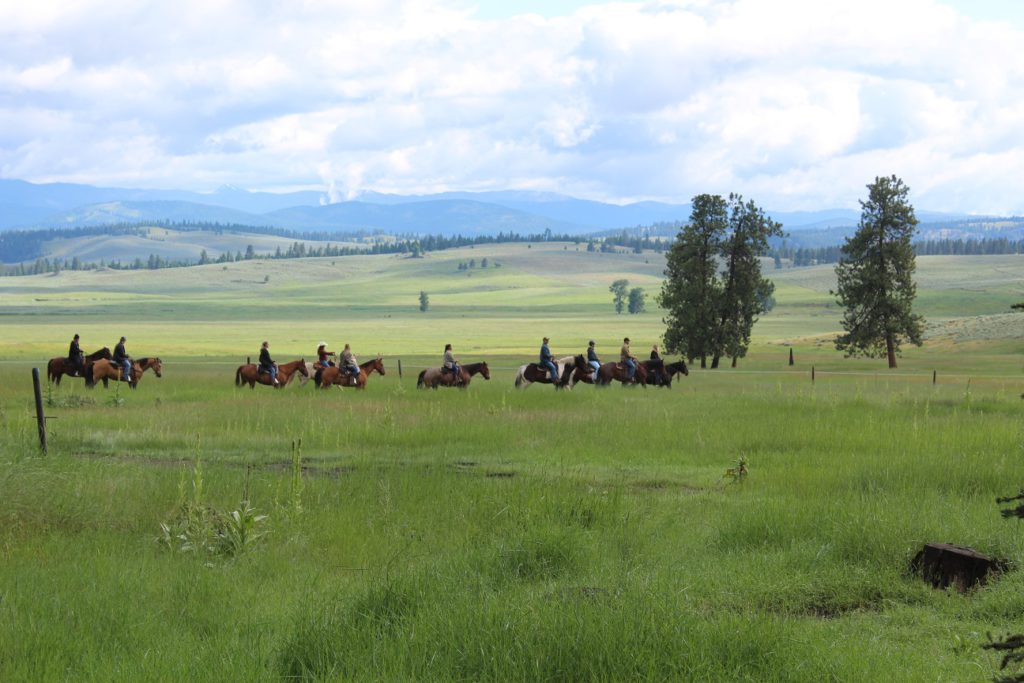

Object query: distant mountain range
[0,178,1004,239]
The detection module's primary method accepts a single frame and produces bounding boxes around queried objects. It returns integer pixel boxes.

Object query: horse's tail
[514,367,527,389]
[47,360,55,383]
[84,362,94,388]
[417,369,426,389]
[235,366,243,386]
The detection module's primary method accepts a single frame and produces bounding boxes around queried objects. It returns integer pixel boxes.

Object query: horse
[514,356,578,389]
[562,354,600,388]
[643,359,689,388]
[417,361,491,389]
[234,359,309,389]
[595,360,648,387]
[318,357,385,390]
[86,357,163,389]
[47,347,112,385]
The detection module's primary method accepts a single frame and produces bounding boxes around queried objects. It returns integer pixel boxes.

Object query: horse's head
[479,362,490,380]
[151,358,163,377]
[669,360,689,377]
[297,359,310,376]
[374,356,385,375]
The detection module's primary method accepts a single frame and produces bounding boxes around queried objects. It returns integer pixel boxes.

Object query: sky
[1,0,1023,213]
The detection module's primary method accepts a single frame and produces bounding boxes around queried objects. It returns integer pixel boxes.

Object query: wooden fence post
[933,370,937,385]
[32,368,47,454]
[788,348,794,366]
[398,359,403,379]
[811,366,815,383]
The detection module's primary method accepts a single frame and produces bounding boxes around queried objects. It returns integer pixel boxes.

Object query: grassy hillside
[0,243,1020,363]
[41,226,365,263]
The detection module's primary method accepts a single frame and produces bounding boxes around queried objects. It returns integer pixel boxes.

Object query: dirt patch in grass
[631,479,704,495]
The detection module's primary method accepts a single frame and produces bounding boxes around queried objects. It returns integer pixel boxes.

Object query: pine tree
[834,175,924,368]
[711,195,783,368]
[658,194,727,367]
[627,287,646,314]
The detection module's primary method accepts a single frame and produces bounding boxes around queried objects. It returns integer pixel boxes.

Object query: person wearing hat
[539,337,559,384]
[620,337,637,382]
[258,341,279,386]
[586,340,601,378]
[442,343,462,385]
[315,342,336,370]
[68,333,84,374]
[113,336,131,382]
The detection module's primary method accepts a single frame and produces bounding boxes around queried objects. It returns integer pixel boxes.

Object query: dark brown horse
[235,359,308,389]
[513,356,579,389]
[86,357,163,389]
[417,361,491,389]
[643,359,689,388]
[48,347,112,385]
[595,361,648,387]
[318,357,385,390]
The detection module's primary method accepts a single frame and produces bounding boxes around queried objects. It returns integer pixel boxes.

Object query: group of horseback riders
[67,333,133,382]
[258,340,361,386]
[540,336,665,386]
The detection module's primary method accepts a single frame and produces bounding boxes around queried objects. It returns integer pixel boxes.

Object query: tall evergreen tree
[711,195,784,368]
[833,175,924,368]
[658,194,727,367]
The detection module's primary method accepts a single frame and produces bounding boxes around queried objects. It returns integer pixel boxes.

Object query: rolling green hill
[0,243,1020,362]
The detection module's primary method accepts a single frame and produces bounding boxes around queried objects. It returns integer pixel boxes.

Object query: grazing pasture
[0,244,1021,681]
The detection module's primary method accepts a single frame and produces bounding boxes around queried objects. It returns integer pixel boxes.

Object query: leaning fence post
[32,368,47,454]
[933,370,937,385]
[398,359,403,379]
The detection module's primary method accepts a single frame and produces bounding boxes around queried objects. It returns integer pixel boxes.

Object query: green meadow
[0,244,1022,681]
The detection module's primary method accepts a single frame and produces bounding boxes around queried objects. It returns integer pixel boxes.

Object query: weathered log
[910,543,1007,592]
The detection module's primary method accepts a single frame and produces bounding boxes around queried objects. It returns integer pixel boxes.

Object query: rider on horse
[68,333,84,374]
[649,344,664,385]
[443,343,461,385]
[341,343,360,381]
[315,342,336,370]
[540,337,559,384]
[113,336,131,382]
[586,340,601,378]
[259,341,280,386]
[620,337,637,383]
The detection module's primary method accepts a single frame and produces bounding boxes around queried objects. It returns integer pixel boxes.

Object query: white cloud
[0,0,1022,212]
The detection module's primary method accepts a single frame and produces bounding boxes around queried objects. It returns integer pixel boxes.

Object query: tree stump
[910,543,1006,592]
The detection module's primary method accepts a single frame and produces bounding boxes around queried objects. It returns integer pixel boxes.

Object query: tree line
[770,237,1024,267]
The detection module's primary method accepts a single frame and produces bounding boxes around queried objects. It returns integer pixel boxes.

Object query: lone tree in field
[833,175,924,369]
[627,287,646,314]
[610,279,630,314]
[419,290,429,312]
[658,194,727,368]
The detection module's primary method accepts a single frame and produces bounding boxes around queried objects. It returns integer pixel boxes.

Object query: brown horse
[562,355,599,388]
[86,357,163,389]
[643,359,689,388]
[513,356,578,389]
[48,347,112,385]
[318,357,385,390]
[595,361,648,387]
[234,359,309,389]
[417,361,491,389]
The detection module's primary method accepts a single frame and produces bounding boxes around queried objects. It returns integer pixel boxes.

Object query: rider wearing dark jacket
[259,341,279,385]
[540,337,559,384]
[68,334,84,372]
[113,336,131,381]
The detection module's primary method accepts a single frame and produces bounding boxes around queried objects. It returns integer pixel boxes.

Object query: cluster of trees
[659,194,783,368]
[608,279,646,314]
[589,232,671,254]
[456,257,498,270]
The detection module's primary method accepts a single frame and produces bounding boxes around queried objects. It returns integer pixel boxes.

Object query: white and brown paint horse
[514,356,582,389]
